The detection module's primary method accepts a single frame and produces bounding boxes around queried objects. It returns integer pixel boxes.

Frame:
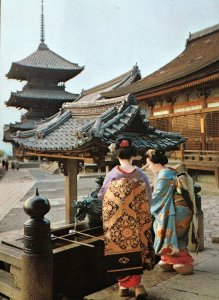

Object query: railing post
[21,189,53,300]
[188,184,204,252]
[180,143,184,162]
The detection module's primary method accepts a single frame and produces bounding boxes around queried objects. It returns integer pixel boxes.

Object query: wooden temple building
[103,23,219,152]
[102,23,219,186]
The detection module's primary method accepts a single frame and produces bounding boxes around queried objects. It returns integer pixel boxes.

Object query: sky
[0,0,219,155]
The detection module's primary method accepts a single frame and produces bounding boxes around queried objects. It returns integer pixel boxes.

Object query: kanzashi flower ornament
[119,139,129,148]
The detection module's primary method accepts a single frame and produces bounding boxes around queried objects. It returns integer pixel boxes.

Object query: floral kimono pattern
[103,178,155,278]
[151,168,193,265]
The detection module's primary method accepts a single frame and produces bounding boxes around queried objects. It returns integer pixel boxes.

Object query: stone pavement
[0,168,219,299]
[0,168,34,222]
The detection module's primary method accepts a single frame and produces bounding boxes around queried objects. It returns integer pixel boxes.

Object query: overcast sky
[1,0,219,155]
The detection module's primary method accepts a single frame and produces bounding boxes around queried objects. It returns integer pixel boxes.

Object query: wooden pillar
[215,167,219,189]
[65,159,77,224]
[201,90,208,151]
[200,116,206,151]
[22,189,53,300]
[180,143,184,162]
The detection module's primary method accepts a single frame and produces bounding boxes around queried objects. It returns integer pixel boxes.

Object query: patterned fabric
[151,168,193,264]
[175,172,199,245]
[103,178,155,278]
[118,275,141,288]
[161,248,194,265]
[98,166,151,203]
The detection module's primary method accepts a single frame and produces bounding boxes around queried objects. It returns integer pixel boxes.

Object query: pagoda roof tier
[3,120,38,143]
[14,95,185,154]
[8,120,38,130]
[70,64,141,105]
[102,24,219,99]
[6,42,84,82]
[6,88,79,109]
[3,125,15,143]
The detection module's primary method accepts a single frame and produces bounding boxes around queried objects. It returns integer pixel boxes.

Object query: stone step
[0,269,21,300]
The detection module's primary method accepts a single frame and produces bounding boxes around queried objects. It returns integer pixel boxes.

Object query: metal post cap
[23,188,50,218]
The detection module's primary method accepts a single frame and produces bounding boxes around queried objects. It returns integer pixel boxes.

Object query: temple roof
[14,95,185,153]
[6,87,79,108]
[70,64,141,105]
[102,24,219,99]
[6,42,84,82]
[9,120,38,130]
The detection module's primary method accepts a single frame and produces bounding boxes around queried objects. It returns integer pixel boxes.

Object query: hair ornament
[119,139,129,148]
[108,143,116,154]
[146,149,156,158]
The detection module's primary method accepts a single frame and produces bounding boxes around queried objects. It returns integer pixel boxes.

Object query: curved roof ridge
[187,23,219,45]
[36,110,71,137]
[77,64,141,97]
[16,110,71,138]
[102,24,219,99]
[14,46,83,70]
[63,95,129,109]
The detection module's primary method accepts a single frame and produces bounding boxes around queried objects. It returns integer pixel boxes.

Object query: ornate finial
[40,0,45,43]
[23,190,51,254]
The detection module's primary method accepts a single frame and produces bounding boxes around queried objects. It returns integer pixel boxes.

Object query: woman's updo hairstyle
[146,149,168,165]
[114,137,138,159]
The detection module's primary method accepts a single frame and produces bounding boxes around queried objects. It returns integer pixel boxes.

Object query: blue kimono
[151,168,192,257]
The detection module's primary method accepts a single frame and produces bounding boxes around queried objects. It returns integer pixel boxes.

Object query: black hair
[146,149,168,165]
[115,137,138,159]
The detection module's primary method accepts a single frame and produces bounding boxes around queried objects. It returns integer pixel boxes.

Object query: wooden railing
[182,150,219,164]
[180,150,219,188]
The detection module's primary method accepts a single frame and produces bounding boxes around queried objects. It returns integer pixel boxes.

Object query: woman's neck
[118,158,135,172]
[156,165,166,173]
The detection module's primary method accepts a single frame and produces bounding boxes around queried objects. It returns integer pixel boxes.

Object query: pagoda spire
[40,0,45,43]
[38,0,48,50]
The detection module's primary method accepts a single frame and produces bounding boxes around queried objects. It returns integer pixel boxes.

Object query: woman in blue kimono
[146,149,194,275]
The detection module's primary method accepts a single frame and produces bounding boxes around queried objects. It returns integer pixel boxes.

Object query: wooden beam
[25,152,94,163]
[136,72,219,100]
[65,159,78,224]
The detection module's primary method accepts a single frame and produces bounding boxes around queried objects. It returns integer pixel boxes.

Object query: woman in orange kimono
[98,138,155,299]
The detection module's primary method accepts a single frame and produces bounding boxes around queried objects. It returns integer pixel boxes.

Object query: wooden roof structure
[6,42,84,83]
[5,84,79,109]
[102,24,219,100]
[13,95,185,161]
[73,64,141,104]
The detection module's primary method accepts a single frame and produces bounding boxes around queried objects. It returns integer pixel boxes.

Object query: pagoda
[4,0,84,145]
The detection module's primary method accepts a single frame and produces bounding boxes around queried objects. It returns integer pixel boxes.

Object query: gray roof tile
[7,43,84,81]
[14,95,185,152]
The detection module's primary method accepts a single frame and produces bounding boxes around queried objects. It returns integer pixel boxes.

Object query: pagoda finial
[40,0,45,43]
